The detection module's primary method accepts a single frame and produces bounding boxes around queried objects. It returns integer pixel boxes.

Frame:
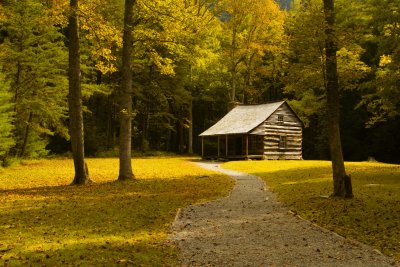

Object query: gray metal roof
[199,101,285,136]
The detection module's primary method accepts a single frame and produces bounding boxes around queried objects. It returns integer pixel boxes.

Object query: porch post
[245,135,249,159]
[225,135,228,157]
[217,136,220,158]
[201,136,204,158]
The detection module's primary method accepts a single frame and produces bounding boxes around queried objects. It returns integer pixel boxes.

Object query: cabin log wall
[201,102,303,160]
[263,103,302,160]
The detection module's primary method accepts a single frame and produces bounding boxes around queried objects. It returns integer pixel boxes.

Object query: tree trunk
[166,128,171,151]
[13,62,21,114]
[188,100,193,154]
[243,84,248,104]
[68,0,90,185]
[229,28,237,110]
[243,53,255,104]
[179,118,185,154]
[141,103,149,152]
[118,0,135,181]
[19,111,33,157]
[323,0,352,198]
[106,95,113,150]
[187,64,193,154]
[243,69,251,104]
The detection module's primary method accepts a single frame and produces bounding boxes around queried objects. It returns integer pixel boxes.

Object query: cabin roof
[199,101,286,136]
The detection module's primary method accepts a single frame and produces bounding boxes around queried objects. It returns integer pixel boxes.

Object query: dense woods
[0,0,400,166]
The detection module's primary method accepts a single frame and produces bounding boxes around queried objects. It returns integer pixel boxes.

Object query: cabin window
[279,135,287,149]
[277,114,284,124]
[248,135,263,154]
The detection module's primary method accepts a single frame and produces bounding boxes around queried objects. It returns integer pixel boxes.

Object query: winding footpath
[170,162,399,267]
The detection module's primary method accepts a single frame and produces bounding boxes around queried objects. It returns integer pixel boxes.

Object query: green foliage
[284,0,370,104]
[282,0,375,160]
[19,131,49,158]
[359,0,400,125]
[0,157,233,265]
[0,0,68,157]
[1,156,20,168]
[44,0,290,156]
[0,0,399,162]
[224,160,400,260]
[0,72,15,159]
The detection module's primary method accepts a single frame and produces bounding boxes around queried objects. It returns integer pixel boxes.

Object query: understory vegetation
[223,160,400,260]
[0,157,233,266]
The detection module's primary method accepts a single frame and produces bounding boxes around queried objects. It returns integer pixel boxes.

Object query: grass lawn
[223,160,400,261]
[0,157,234,266]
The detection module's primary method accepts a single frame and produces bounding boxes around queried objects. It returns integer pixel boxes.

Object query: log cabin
[199,101,303,160]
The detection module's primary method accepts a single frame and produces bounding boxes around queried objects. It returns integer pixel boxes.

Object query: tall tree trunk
[141,102,149,152]
[188,100,193,154]
[106,95,112,150]
[166,128,171,151]
[19,112,33,157]
[188,64,193,154]
[13,63,21,114]
[243,82,248,104]
[243,53,255,104]
[243,70,251,104]
[68,0,90,184]
[229,28,237,110]
[118,0,135,181]
[323,0,352,198]
[179,121,185,154]
[10,62,21,157]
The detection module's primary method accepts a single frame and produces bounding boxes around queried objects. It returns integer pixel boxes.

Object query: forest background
[0,0,399,165]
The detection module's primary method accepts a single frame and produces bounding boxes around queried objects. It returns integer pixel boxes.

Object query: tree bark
[229,27,238,111]
[68,0,90,185]
[106,95,112,150]
[13,62,21,114]
[188,100,193,154]
[323,0,352,198]
[188,65,193,154]
[140,102,149,152]
[179,117,185,154]
[19,111,33,157]
[118,0,135,181]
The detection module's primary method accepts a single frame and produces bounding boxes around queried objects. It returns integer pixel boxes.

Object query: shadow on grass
[0,173,231,266]
[4,239,177,266]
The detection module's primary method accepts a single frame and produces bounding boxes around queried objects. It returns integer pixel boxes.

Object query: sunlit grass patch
[0,157,234,266]
[223,160,400,260]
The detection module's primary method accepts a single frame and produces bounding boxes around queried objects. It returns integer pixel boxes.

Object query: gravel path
[170,162,399,267]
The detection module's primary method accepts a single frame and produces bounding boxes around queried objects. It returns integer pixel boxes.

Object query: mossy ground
[223,160,400,260]
[0,157,234,266]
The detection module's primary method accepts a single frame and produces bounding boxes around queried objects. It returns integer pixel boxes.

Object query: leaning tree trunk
[68,0,90,184]
[323,0,352,198]
[118,0,136,181]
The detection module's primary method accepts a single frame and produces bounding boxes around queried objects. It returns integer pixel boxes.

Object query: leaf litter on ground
[0,157,234,266]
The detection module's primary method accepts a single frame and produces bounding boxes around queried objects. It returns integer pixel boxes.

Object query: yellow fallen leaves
[0,157,234,266]
[223,160,400,261]
[0,157,224,189]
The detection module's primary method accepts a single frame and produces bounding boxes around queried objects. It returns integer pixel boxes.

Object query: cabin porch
[201,134,264,160]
